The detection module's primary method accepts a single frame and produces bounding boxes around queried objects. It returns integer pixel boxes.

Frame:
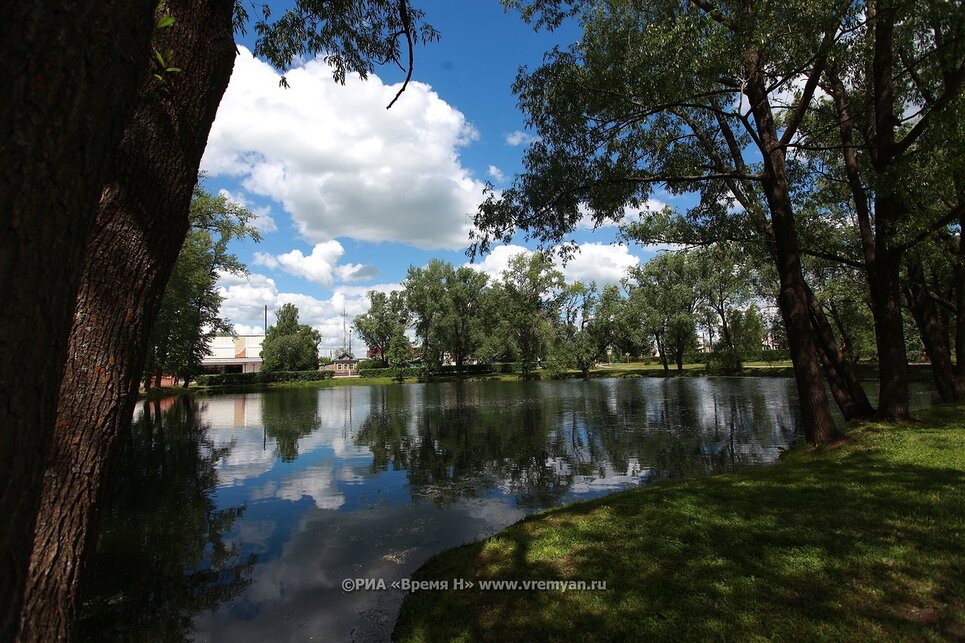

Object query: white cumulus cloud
[253,241,378,287]
[217,188,277,233]
[202,48,485,250]
[465,243,640,287]
[557,243,639,285]
[576,199,668,230]
[487,165,506,183]
[505,130,537,146]
[465,244,532,281]
[217,271,404,354]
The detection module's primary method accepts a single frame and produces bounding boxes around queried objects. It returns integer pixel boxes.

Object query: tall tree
[694,245,753,350]
[354,291,410,366]
[20,2,437,639]
[551,281,599,378]
[144,187,260,388]
[473,0,851,443]
[500,252,565,377]
[625,252,700,372]
[19,4,238,639]
[388,324,413,382]
[404,259,450,369]
[0,4,155,636]
[261,304,321,372]
[438,266,491,372]
[729,305,767,357]
[815,0,965,417]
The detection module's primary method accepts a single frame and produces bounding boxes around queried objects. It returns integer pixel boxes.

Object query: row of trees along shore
[0,0,961,639]
[1,1,437,640]
[354,250,790,378]
[470,0,964,447]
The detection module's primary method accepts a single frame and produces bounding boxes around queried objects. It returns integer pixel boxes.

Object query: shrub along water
[194,370,333,386]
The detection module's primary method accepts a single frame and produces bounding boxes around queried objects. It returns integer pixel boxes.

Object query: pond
[80,377,806,641]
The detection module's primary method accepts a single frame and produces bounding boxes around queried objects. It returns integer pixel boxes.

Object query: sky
[202,1,678,354]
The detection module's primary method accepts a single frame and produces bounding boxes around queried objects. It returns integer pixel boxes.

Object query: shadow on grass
[395,425,965,641]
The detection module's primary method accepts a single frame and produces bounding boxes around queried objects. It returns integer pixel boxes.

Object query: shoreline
[393,402,965,641]
[139,362,937,399]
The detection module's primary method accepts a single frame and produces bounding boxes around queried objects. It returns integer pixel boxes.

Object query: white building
[200,335,264,374]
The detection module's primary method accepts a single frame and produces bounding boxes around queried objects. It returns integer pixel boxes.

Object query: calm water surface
[81,377,809,641]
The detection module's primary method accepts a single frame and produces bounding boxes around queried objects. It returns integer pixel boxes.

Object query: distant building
[200,335,264,374]
[328,348,358,377]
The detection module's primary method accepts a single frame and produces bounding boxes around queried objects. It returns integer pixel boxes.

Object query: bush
[430,363,495,376]
[705,349,743,375]
[357,366,426,379]
[684,352,710,365]
[757,349,791,363]
[194,370,333,387]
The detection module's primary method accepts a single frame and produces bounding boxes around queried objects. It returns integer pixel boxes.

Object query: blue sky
[203,1,675,353]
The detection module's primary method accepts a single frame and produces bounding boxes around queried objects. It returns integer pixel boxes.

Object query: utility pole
[341,306,353,357]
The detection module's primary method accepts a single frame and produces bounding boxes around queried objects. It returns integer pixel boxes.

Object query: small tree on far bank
[261,304,320,371]
[388,326,411,382]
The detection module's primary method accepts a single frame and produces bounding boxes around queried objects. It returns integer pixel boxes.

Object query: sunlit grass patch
[395,403,965,642]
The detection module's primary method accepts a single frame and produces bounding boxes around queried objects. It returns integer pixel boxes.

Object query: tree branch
[386,0,413,109]
[691,0,735,31]
[800,247,865,270]
[891,61,965,158]
[894,204,964,253]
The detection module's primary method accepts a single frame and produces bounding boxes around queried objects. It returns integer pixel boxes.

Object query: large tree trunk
[0,4,154,639]
[827,299,857,364]
[866,2,910,420]
[745,58,842,446]
[804,284,875,420]
[954,203,965,392]
[654,332,669,373]
[906,260,959,402]
[828,51,911,421]
[867,232,910,419]
[17,2,236,639]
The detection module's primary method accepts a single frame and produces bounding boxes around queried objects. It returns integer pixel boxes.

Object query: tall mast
[341,306,351,356]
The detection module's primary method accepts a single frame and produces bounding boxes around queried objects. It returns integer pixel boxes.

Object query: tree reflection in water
[261,388,322,462]
[73,379,802,641]
[355,379,798,510]
[78,397,254,642]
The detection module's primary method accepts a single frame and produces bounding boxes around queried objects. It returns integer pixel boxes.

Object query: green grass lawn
[394,404,965,642]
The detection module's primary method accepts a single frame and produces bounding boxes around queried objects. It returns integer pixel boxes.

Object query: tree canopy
[144,187,260,387]
[470,0,964,442]
[261,304,321,372]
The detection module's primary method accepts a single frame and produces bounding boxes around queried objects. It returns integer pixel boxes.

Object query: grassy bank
[394,404,965,641]
[140,362,936,397]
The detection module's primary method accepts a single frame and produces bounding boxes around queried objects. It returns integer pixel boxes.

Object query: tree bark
[654,332,669,372]
[804,284,875,420]
[866,2,911,419]
[0,4,154,639]
[867,228,910,419]
[745,55,842,445]
[906,260,959,402]
[828,63,910,421]
[954,199,965,392]
[18,2,236,640]
[827,299,857,364]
